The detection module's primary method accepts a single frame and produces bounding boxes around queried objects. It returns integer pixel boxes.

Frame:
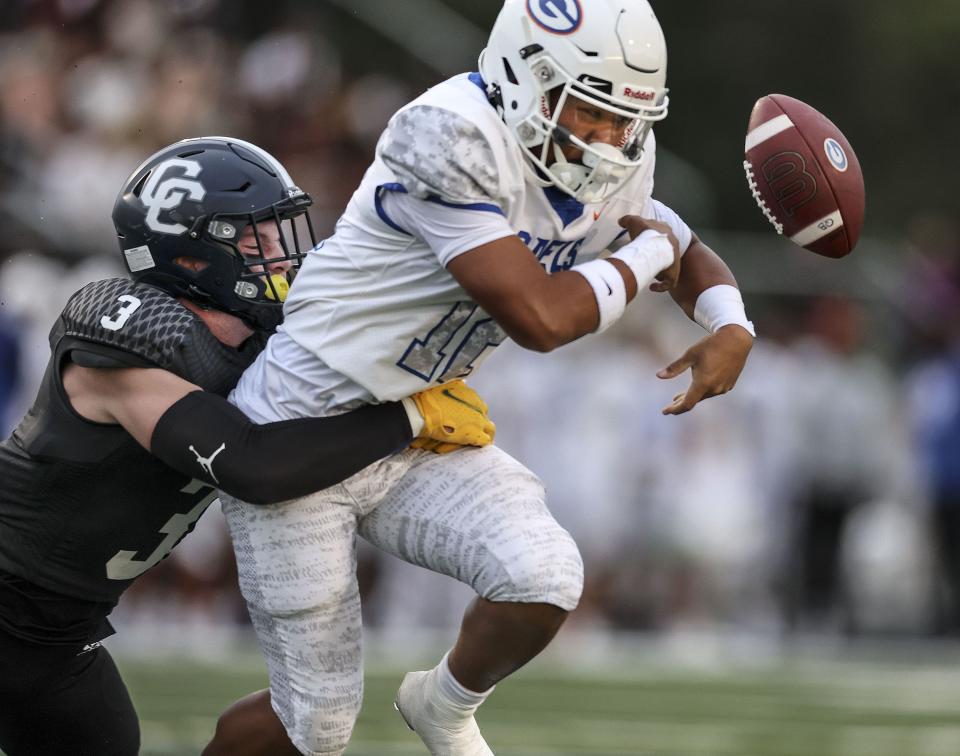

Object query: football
[743,94,864,258]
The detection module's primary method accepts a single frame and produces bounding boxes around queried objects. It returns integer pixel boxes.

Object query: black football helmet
[112,136,316,331]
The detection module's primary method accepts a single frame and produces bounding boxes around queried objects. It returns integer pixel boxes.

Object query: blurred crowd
[3,0,960,647]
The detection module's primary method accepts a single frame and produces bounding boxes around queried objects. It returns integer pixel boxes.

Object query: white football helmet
[479,0,668,203]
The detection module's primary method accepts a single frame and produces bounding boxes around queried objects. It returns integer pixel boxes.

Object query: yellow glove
[410,379,495,454]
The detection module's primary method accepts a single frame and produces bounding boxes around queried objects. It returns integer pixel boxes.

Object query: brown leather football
[744,94,865,257]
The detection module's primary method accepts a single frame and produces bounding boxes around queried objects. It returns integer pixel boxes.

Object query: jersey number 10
[397,301,506,383]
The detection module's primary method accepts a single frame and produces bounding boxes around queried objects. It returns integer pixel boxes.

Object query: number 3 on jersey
[100,294,142,331]
[398,301,506,383]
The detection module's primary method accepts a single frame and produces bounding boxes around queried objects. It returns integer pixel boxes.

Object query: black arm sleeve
[150,391,414,505]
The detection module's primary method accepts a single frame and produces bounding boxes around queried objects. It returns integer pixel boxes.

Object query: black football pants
[0,626,139,756]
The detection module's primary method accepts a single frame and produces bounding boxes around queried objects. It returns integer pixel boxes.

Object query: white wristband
[609,229,675,290]
[693,284,756,337]
[573,259,628,332]
[400,396,425,436]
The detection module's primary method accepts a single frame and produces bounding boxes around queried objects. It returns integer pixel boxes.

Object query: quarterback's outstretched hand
[410,379,496,454]
[658,324,753,415]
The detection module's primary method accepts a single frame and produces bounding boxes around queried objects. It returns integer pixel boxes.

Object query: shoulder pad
[55,279,199,370]
[379,105,502,204]
[54,278,264,394]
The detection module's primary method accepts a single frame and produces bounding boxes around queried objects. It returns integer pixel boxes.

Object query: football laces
[743,159,784,235]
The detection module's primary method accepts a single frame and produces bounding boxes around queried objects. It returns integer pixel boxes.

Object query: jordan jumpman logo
[188,442,226,483]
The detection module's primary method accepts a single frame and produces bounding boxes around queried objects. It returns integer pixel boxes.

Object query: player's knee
[482,526,584,611]
[249,564,358,617]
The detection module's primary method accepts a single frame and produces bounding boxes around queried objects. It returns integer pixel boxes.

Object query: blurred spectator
[0,31,65,257]
[897,214,960,363]
[777,295,914,634]
[906,323,960,634]
[897,213,960,635]
[0,253,68,422]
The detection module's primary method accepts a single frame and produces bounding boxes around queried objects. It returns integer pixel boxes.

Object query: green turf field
[119,644,960,756]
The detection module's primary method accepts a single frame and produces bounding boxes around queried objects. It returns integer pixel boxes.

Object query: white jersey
[232,73,692,420]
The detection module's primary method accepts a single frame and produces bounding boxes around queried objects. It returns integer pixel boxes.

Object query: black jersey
[0,279,264,619]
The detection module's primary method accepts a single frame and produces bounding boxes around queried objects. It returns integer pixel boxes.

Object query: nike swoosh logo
[441,389,484,414]
[605,283,612,295]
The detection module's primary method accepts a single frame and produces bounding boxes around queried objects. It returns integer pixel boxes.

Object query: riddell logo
[623,88,655,101]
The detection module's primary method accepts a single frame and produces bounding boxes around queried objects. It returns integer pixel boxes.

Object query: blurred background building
[1,0,959,651]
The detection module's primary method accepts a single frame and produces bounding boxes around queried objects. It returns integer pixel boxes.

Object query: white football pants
[221,445,584,756]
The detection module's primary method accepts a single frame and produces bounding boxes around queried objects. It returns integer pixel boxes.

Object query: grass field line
[115,642,960,756]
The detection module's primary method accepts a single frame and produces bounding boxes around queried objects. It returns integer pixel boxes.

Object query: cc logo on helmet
[526,0,582,35]
[141,158,207,235]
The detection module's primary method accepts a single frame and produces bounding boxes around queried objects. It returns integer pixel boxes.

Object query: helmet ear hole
[172,256,209,273]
